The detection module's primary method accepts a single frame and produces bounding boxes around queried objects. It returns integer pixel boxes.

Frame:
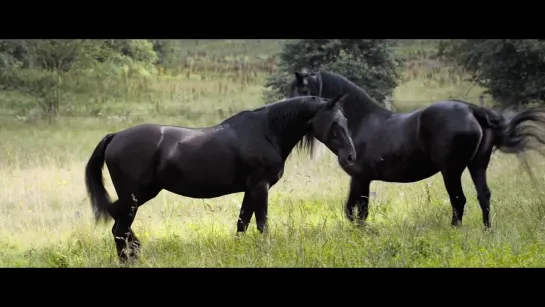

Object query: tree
[150,39,181,69]
[0,39,161,119]
[263,39,403,105]
[438,39,545,108]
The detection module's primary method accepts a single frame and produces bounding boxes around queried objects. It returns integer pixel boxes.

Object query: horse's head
[288,69,323,98]
[311,93,356,170]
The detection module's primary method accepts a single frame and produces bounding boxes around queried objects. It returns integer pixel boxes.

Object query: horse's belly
[372,154,439,183]
[164,181,245,198]
[158,155,246,198]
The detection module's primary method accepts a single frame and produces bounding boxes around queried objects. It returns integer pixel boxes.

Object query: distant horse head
[290,69,323,98]
[288,69,392,132]
[309,94,356,169]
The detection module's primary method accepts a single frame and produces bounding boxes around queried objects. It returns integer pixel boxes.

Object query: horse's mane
[318,71,386,114]
[245,96,324,157]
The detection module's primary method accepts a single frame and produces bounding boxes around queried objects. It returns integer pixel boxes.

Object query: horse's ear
[326,93,349,109]
[337,93,349,108]
[295,72,304,84]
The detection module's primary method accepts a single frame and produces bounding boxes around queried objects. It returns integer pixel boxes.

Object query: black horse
[288,69,545,230]
[85,94,356,262]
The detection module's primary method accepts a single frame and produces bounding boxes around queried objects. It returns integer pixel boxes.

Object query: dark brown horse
[85,94,356,262]
[288,70,545,230]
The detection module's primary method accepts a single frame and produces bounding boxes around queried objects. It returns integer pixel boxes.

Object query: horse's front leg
[250,181,270,233]
[236,192,254,235]
[345,176,371,224]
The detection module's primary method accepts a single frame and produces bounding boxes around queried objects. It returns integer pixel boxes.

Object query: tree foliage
[150,39,181,69]
[263,39,403,104]
[438,39,545,108]
[0,40,161,71]
[0,39,167,118]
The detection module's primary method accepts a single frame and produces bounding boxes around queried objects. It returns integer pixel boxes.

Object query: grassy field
[1,40,545,267]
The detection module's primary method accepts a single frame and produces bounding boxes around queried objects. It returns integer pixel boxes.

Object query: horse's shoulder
[428,100,475,110]
[378,111,421,129]
[158,125,201,139]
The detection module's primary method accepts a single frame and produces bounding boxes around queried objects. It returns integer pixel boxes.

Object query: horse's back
[106,123,207,170]
[420,100,481,132]
[419,100,484,165]
[106,124,164,159]
[159,124,238,160]
[359,110,422,150]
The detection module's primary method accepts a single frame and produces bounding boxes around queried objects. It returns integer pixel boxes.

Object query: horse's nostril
[348,154,355,163]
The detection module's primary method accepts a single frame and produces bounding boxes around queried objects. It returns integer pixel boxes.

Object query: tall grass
[1,40,544,267]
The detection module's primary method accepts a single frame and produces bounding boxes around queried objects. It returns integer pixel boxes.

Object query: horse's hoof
[118,248,140,265]
[118,256,138,265]
[352,218,367,228]
[450,220,463,228]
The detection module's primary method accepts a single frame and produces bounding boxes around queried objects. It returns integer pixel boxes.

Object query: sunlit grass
[2,120,545,267]
[1,47,545,267]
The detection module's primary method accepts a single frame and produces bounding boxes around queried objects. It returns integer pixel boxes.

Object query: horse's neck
[323,76,392,133]
[267,103,317,159]
[277,124,311,161]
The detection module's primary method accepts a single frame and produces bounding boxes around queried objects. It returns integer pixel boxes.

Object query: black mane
[318,71,390,116]
[265,96,324,157]
[227,96,325,158]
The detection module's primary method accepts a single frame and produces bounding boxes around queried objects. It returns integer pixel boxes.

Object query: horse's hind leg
[440,166,468,226]
[468,165,491,229]
[467,132,494,229]
[108,199,140,262]
[438,140,480,227]
[108,188,160,263]
[437,134,481,227]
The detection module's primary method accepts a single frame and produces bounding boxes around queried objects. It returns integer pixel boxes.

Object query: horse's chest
[276,166,285,180]
[269,166,284,186]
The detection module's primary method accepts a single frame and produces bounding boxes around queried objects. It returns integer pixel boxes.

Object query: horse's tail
[472,106,545,156]
[85,133,116,223]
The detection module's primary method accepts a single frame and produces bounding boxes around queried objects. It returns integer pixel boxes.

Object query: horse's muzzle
[339,151,357,171]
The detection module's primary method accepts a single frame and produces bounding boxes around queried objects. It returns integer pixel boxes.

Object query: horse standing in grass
[84,94,357,262]
[287,70,545,230]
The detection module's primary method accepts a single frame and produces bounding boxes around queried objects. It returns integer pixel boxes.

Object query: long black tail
[474,106,545,155]
[85,133,116,223]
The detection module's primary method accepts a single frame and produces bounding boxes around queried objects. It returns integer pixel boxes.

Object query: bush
[438,39,545,108]
[0,39,161,119]
[263,39,404,105]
